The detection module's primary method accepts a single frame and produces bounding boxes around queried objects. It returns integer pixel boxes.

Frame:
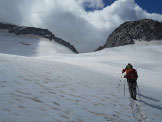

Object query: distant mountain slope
[96,19,162,51]
[0,22,78,54]
[0,34,75,57]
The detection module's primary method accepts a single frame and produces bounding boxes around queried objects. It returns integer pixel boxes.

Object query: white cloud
[77,0,104,9]
[0,0,162,53]
[0,0,23,24]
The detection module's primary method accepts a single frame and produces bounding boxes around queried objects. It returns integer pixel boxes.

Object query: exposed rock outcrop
[0,22,78,53]
[96,19,162,51]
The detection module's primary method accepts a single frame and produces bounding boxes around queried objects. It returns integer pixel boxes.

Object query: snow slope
[0,33,73,56]
[0,36,162,122]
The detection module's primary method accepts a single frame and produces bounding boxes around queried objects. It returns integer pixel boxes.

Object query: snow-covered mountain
[0,34,75,56]
[97,19,162,51]
[0,22,78,54]
[0,28,162,122]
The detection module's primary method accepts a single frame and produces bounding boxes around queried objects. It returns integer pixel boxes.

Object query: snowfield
[0,34,73,56]
[0,35,162,122]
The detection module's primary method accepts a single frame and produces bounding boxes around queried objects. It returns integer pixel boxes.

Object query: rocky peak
[96,19,162,51]
[0,23,78,53]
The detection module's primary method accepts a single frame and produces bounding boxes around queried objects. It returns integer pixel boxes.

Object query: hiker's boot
[131,93,133,99]
[133,89,136,100]
[130,89,133,99]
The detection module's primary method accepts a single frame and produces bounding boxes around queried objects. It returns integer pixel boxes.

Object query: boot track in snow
[129,94,149,122]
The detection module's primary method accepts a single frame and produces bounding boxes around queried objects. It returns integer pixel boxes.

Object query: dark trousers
[127,79,137,100]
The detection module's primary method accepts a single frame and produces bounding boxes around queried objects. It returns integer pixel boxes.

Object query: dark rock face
[0,23,78,53]
[96,19,162,51]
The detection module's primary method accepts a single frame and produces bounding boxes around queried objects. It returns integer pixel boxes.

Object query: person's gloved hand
[122,69,125,73]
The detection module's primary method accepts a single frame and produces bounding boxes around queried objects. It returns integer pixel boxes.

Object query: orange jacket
[122,68,132,75]
[122,68,138,79]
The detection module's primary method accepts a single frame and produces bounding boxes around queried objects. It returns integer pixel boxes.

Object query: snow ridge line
[129,95,149,122]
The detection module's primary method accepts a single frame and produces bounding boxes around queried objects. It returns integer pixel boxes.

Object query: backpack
[127,69,138,79]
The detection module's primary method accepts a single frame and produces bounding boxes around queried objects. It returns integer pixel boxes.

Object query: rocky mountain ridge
[0,22,78,53]
[96,19,162,51]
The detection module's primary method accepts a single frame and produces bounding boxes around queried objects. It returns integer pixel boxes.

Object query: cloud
[0,0,22,24]
[0,0,162,52]
[77,0,104,9]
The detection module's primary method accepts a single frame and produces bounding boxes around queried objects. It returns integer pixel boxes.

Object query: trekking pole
[124,79,125,96]
[137,84,141,98]
[119,74,123,87]
[120,73,125,96]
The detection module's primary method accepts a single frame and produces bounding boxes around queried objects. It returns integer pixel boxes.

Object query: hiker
[122,63,138,100]
[122,63,132,82]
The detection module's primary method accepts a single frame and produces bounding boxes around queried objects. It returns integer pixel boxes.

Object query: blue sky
[85,0,162,14]
[135,0,162,14]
